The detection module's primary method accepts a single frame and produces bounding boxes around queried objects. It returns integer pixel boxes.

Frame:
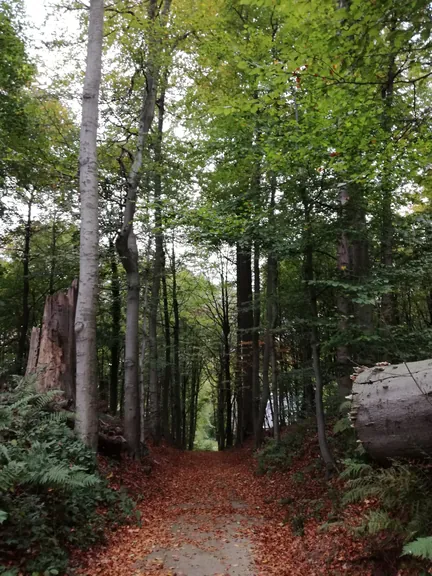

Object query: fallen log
[350,359,432,460]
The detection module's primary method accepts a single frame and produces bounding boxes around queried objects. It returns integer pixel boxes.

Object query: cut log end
[351,359,432,460]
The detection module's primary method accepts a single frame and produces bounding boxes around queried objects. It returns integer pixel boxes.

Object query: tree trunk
[351,359,432,460]
[252,243,261,436]
[236,242,254,444]
[171,243,182,447]
[336,186,352,398]
[116,0,172,456]
[26,327,40,376]
[117,231,140,456]
[16,192,33,375]
[49,215,57,296]
[139,252,150,446]
[109,239,120,415]
[303,193,335,474]
[148,86,166,443]
[75,0,104,451]
[161,254,172,441]
[217,360,225,450]
[255,252,277,447]
[221,268,232,448]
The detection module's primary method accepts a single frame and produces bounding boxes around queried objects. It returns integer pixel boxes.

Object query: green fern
[0,375,134,574]
[341,458,432,544]
[340,459,372,480]
[403,537,432,559]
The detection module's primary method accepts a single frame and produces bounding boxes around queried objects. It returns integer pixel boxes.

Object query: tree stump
[25,280,78,402]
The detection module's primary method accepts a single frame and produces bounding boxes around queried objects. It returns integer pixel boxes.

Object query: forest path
[134,451,257,575]
[76,445,376,576]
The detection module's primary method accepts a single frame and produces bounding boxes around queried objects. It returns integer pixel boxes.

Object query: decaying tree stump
[25,280,78,402]
[350,359,432,459]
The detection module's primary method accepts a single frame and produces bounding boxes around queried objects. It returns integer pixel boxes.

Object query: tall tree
[74,0,104,450]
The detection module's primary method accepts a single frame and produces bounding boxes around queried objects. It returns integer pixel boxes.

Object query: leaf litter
[72,439,423,576]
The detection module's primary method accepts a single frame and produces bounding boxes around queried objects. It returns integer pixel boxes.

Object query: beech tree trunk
[75,0,104,451]
[351,359,432,460]
[171,244,182,447]
[27,281,78,402]
[161,256,172,441]
[116,0,171,457]
[255,252,277,448]
[252,243,261,436]
[236,242,254,444]
[222,271,233,448]
[148,86,166,443]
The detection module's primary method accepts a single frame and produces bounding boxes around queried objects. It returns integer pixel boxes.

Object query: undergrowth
[0,377,135,575]
[342,458,432,561]
[255,420,313,475]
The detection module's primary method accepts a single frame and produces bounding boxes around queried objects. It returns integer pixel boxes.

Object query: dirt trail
[76,447,381,576]
[133,452,258,575]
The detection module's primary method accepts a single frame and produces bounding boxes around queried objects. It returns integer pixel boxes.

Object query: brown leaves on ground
[73,438,419,576]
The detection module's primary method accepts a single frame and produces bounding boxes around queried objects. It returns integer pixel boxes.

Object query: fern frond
[402,537,432,559]
[0,445,10,463]
[340,460,372,479]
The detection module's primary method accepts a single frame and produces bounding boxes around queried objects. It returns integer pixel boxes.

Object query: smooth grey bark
[75,0,104,451]
[161,253,172,441]
[352,359,432,459]
[171,243,182,447]
[252,244,261,436]
[255,252,277,448]
[148,86,166,443]
[116,0,171,456]
[222,270,232,448]
[139,247,151,446]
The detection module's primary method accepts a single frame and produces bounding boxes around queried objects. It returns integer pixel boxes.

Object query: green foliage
[256,422,311,474]
[0,378,134,573]
[342,459,432,542]
[403,537,432,560]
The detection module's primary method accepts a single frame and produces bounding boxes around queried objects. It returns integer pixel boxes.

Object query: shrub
[256,421,312,474]
[0,377,134,574]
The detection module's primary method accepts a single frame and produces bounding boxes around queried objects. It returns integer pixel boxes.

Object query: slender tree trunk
[236,243,254,444]
[75,0,104,451]
[49,214,56,296]
[148,86,166,443]
[139,252,151,446]
[16,192,33,374]
[255,252,277,447]
[221,269,232,448]
[303,193,335,474]
[380,59,397,326]
[336,186,352,397]
[109,239,120,415]
[217,359,225,450]
[252,243,261,435]
[171,244,182,447]
[161,253,172,440]
[115,0,171,456]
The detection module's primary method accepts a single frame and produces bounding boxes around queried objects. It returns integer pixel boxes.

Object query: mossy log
[351,359,432,459]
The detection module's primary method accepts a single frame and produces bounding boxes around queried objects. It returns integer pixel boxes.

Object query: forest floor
[74,437,417,576]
